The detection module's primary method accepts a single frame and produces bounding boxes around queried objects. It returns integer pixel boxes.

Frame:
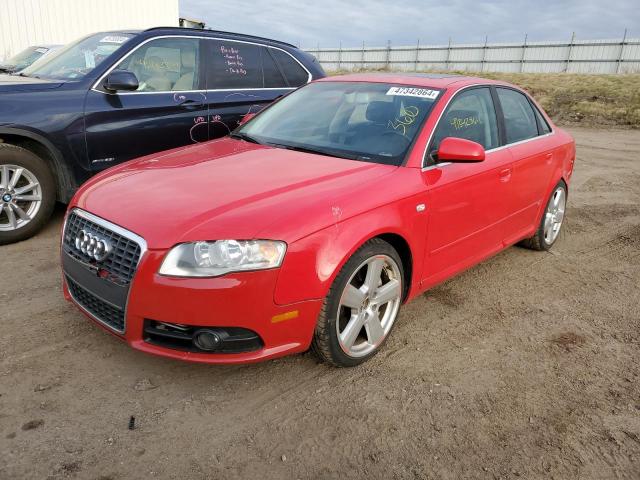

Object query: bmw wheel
[520,180,567,251]
[312,238,404,367]
[0,144,56,245]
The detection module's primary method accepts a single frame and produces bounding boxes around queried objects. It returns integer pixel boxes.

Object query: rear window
[208,40,262,89]
[270,48,309,87]
[261,47,287,88]
[496,88,539,144]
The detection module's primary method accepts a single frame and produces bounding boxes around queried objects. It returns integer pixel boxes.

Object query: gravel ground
[1,127,639,480]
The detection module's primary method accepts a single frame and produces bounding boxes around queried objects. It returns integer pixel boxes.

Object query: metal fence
[305,32,640,74]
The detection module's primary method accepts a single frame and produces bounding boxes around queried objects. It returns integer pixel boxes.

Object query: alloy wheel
[336,255,402,358]
[0,164,42,231]
[543,186,566,245]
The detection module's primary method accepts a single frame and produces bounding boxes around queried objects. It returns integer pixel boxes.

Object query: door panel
[422,149,513,286]
[83,36,208,170]
[495,88,555,242]
[421,86,513,286]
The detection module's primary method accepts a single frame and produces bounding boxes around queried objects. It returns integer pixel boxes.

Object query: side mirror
[239,112,256,125]
[104,70,139,92]
[437,137,485,163]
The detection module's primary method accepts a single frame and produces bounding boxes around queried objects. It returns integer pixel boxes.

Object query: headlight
[159,240,287,277]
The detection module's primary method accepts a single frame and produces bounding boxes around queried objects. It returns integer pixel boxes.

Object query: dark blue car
[0,27,325,244]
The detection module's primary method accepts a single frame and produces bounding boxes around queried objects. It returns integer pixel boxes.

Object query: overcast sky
[179,0,637,48]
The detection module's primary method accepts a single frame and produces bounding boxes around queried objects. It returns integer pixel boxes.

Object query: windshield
[236,81,441,165]
[2,46,48,70]
[21,33,134,80]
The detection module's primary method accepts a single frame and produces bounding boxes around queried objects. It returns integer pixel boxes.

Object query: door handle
[545,152,553,164]
[499,168,512,182]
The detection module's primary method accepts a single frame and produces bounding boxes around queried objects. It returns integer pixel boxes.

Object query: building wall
[0,0,179,60]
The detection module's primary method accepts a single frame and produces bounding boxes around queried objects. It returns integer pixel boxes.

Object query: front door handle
[173,92,206,109]
[499,168,512,182]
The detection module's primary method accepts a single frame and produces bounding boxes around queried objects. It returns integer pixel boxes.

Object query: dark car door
[203,39,309,138]
[83,36,208,171]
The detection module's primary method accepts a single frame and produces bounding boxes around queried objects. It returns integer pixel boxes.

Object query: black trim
[143,320,263,353]
[490,86,507,147]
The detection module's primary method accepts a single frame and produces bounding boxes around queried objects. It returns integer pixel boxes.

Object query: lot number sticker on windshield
[386,87,439,99]
[100,35,129,44]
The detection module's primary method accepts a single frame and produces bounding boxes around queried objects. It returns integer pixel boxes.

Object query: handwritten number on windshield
[387,106,419,135]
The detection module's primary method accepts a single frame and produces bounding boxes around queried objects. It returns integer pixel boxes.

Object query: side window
[496,88,539,143]
[533,105,552,134]
[431,87,499,155]
[270,48,309,87]
[261,47,287,88]
[113,37,200,92]
[207,40,262,89]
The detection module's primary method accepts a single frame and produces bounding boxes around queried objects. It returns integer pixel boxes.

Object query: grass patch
[328,69,640,128]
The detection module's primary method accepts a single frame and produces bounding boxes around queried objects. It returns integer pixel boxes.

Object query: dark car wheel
[312,238,404,367]
[520,180,567,251]
[0,144,56,245]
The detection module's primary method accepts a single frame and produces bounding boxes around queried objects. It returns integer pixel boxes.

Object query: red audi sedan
[61,73,575,367]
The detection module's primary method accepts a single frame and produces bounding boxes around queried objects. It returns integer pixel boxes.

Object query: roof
[318,72,508,89]
[142,27,297,49]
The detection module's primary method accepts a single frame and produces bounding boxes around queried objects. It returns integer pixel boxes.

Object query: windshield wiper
[268,142,364,161]
[230,132,262,144]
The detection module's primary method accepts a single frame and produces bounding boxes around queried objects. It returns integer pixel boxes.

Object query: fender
[531,139,574,229]
[274,193,428,305]
[0,126,76,201]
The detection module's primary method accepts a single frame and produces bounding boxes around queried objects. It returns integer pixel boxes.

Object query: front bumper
[63,249,322,364]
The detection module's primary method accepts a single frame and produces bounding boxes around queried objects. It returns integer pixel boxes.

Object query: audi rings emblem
[75,229,112,261]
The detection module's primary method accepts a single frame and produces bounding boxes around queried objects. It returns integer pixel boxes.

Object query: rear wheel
[312,238,404,367]
[0,144,56,245]
[520,180,567,251]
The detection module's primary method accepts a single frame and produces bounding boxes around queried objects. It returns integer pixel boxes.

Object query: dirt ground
[1,127,639,480]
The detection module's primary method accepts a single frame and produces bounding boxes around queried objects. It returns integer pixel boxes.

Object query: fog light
[193,329,222,351]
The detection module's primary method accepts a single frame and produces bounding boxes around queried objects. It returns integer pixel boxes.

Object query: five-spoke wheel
[312,238,404,366]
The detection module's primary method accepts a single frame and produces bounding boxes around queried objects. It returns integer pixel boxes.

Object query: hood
[74,138,398,249]
[0,74,65,92]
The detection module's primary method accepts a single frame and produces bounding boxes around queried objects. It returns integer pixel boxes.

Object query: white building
[0,0,179,60]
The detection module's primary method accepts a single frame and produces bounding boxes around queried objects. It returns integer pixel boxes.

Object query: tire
[520,180,567,251]
[0,144,56,245]
[312,238,405,367]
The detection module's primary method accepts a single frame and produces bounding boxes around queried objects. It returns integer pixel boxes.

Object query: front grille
[66,276,125,332]
[63,212,141,284]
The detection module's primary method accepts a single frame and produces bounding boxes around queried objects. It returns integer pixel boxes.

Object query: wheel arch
[275,213,421,306]
[0,128,75,202]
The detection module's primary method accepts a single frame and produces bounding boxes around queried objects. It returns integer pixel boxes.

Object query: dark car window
[113,37,200,92]
[261,47,287,88]
[497,88,539,143]
[430,87,499,156]
[269,48,309,87]
[207,40,262,89]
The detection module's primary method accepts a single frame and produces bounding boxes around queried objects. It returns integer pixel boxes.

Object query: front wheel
[312,238,404,367]
[520,180,567,251]
[0,144,56,245]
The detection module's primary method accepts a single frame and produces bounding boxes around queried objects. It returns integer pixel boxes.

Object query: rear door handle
[499,168,512,182]
[545,152,553,164]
